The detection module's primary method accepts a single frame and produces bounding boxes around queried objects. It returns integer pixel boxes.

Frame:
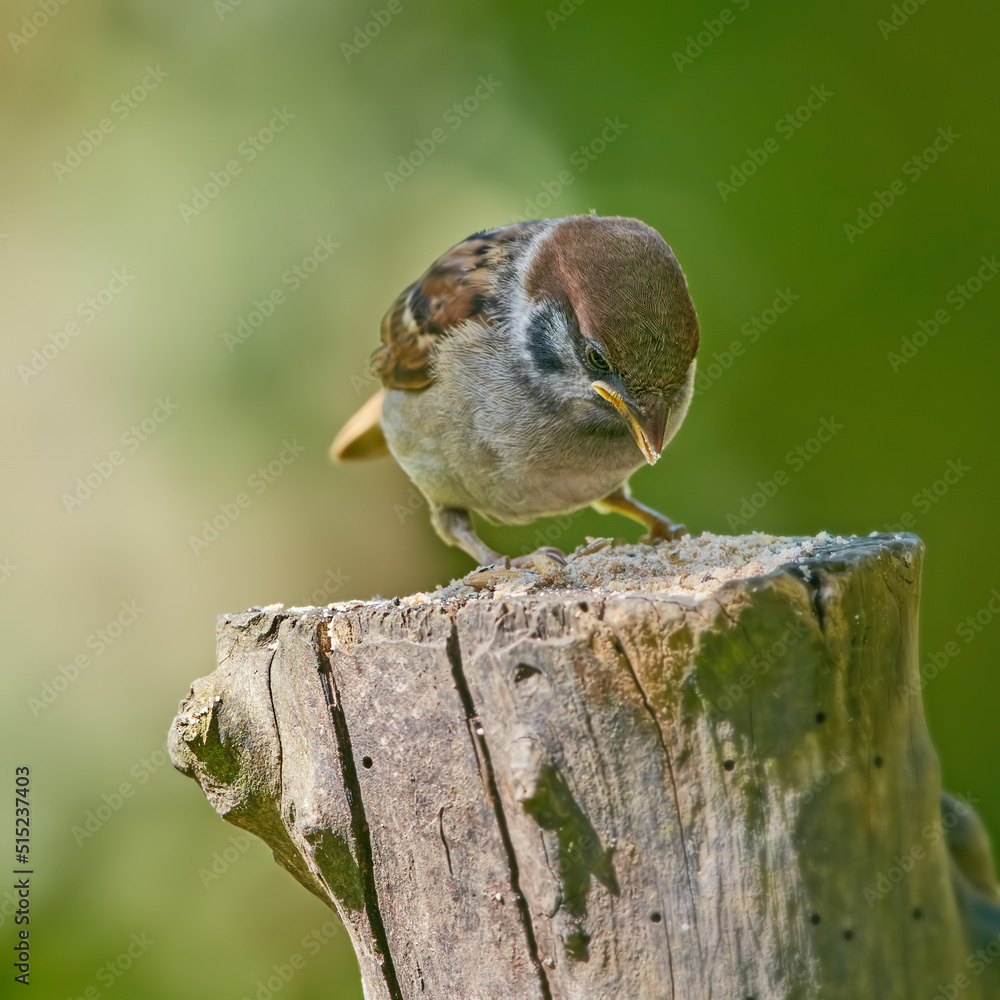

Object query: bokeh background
[2,1,998,996]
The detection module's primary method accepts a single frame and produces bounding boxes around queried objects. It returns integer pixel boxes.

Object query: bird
[331,214,700,568]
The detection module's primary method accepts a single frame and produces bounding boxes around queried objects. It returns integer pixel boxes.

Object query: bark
[170,532,1000,999]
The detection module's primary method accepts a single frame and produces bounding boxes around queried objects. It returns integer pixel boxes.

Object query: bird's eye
[586,346,610,372]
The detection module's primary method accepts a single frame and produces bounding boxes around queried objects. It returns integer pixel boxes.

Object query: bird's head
[523,215,700,464]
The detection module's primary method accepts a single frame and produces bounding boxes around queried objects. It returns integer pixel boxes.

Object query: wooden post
[169,532,1000,999]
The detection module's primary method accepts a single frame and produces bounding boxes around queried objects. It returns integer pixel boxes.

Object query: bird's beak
[592,382,670,465]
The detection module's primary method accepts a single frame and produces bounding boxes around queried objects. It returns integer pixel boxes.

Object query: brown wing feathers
[332,221,546,460]
[373,224,544,389]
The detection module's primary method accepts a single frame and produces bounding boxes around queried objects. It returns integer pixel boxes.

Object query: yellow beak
[592,381,668,465]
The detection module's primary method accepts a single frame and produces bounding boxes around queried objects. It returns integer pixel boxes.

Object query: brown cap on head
[525,215,699,395]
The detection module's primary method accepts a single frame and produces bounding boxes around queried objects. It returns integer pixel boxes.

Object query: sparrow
[331,214,699,567]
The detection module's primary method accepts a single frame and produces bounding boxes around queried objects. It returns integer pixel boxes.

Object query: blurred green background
[2,0,997,996]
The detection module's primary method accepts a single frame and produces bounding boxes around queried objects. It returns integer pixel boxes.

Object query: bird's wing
[331,221,548,462]
[373,221,549,390]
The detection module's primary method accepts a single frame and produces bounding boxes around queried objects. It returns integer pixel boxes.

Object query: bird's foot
[639,517,688,545]
[593,487,689,545]
[510,546,567,570]
[464,548,568,590]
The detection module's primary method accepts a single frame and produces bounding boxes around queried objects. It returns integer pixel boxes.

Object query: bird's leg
[430,506,508,568]
[430,506,567,569]
[592,485,687,542]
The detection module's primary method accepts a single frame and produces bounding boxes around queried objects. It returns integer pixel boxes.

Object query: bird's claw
[511,546,567,570]
[640,520,687,544]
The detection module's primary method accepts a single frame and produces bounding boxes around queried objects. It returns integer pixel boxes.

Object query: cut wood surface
[170,532,1000,1000]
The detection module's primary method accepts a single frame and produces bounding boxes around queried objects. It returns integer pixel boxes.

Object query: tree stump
[169,532,1000,1000]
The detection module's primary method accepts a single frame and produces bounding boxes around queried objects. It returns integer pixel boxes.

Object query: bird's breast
[381,373,644,524]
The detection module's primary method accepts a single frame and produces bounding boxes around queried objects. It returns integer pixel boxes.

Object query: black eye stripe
[526,307,566,375]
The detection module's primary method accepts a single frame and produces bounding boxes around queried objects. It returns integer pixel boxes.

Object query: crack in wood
[788,565,826,634]
[445,622,554,1000]
[437,807,454,878]
[316,653,405,1000]
[170,534,1000,998]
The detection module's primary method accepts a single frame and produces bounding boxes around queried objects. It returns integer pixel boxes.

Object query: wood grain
[170,533,1000,999]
